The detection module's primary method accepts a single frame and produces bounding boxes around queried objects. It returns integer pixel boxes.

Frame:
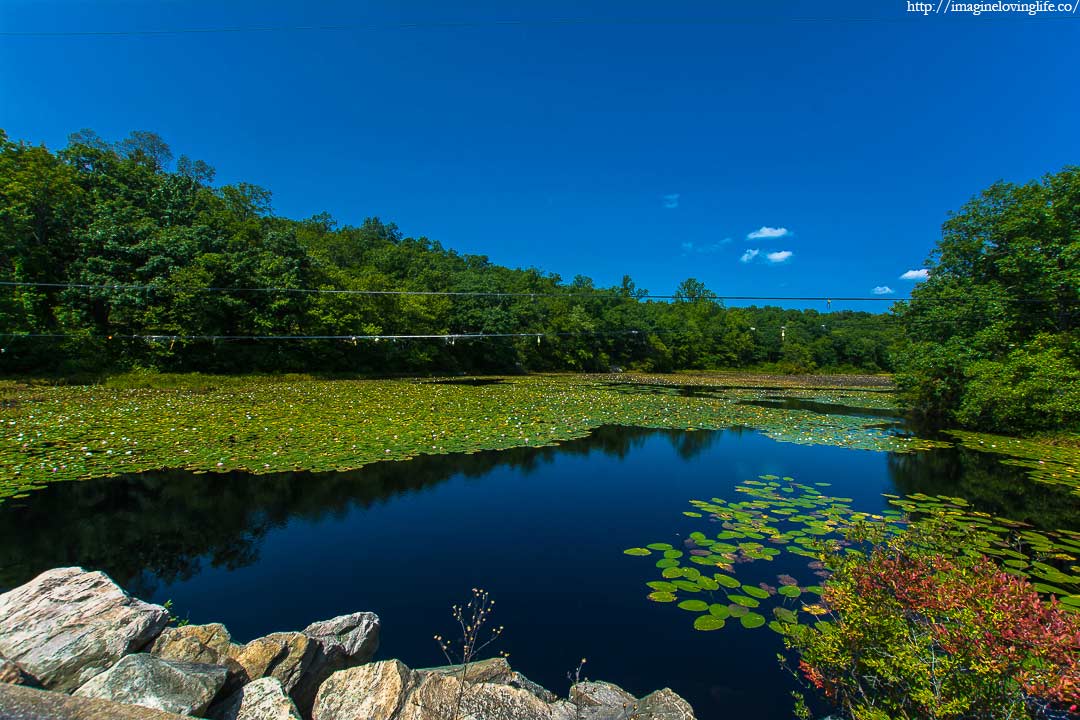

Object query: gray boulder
[291,612,380,714]
[232,632,315,694]
[73,653,227,716]
[0,567,169,692]
[152,624,234,666]
[154,613,381,717]
[0,683,190,720]
[302,612,380,662]
[312,659,414,720]
[569,681,638,719]
[312,658,688,720]
[400,671,574,720]
[0,656,40,688]
[212,677,302,720]
[632,688,696,720]
[419,657,556,703]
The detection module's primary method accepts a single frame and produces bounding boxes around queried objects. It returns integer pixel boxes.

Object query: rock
[632,688,696,720]
[569,681,637,719]
[0,682,191,720]
[0,567,169,692]
[400,671,572,720]
[312,659,413,720]
[154,624,249,703]
[419,658,556,703]
[0,656,40,687]
[312,656,694,720]
[152,624,234,665]
[212,678,302,720]
[235,632,315,694]
[291,612,380,714]
[73,653,227,717]
[302,612,380,663]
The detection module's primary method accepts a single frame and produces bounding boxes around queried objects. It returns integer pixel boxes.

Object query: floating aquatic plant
[0,374,946,505]
[949,430,1080,497]
[625,476,1080,635]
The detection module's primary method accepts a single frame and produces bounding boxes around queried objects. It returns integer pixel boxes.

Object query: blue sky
[2,0,1078,311]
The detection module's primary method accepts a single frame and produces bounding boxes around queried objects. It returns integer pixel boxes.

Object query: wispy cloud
[766,250,793,263]
[747,226,790,240]
[900,268,929,280]
[740,248,760,263]
[682,238,732,255]
[872,286,895,295]
[663,193,680,209]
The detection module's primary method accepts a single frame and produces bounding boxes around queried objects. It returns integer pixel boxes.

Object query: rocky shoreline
[0,568,697,719]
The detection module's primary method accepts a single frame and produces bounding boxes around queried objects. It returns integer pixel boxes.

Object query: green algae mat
[0,373,933,504]
[0,372,1076,507]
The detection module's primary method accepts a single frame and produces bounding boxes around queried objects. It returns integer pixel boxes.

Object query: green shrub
[786,522,1080,720]
[957,336,1080,433]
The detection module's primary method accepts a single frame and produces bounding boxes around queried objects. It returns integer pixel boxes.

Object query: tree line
[3,129,1077,434]
[0,129,895,377]
[892,166,1080,433]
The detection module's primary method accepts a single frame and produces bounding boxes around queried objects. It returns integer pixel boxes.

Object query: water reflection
[0,425,725,595]
[2,424,1075,600]
[0,424,1077,720]
[889,446,1080,530]
[738,397,903,420]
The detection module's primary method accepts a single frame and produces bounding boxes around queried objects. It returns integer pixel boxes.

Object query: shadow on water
[737,397,904,420]
[0,425,727,596]
[0,424,1076,720]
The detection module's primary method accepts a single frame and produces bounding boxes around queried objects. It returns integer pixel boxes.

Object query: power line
[3,279,1078,305]
[0,330,649,342]
[0,280,906,302]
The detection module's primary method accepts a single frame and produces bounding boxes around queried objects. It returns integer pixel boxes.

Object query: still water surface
[0,420,1073,719]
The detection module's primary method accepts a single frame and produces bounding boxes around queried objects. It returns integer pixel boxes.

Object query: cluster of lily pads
[0,373,944,504]
[625,476,1080,635]
[624,476,895,634]
[888,492,1080,608]
[949,430,1080,497]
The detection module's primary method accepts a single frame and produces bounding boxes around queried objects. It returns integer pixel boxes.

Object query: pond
[0,421,1077,719]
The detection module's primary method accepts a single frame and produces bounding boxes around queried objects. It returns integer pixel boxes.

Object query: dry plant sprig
[433,587,505,668]
[429,588,506,720]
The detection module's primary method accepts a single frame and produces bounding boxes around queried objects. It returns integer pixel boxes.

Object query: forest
[1,129,1078,433]
[0,129,894,376]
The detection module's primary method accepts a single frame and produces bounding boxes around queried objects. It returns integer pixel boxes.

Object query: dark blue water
[1,424,1076,719]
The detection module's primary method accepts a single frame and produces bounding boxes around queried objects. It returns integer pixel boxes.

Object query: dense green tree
[894,167,1080,431]
[0,128,897,377]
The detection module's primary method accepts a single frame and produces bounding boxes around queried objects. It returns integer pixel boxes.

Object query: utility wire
[0,329,649,343]
[0,281,904,302]
[2,311,1072,344]
[4,279,1079,305]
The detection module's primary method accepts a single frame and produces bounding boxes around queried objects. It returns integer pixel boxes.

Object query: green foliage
[0,128,895,376]
[625,477,1080,640]
[957,335,1080,432]
[785,519,1080,719]
[0,373,945,504]
[894,166,1080,432]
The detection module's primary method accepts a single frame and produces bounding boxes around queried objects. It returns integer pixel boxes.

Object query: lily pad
[740,612,766,629]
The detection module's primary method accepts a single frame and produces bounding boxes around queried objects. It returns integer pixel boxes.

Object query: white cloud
[766,250,793,263]
[872,286,895,295]
[663,193,680,209]
[900,268,929,280]
[747,226,790,240]
[740,248,760,263]
[682,238,732,255]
